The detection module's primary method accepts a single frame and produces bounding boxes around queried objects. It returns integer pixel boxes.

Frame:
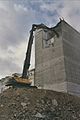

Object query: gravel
[0,87,80,120]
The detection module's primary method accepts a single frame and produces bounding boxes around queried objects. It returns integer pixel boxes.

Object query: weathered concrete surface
[62,21,80,95]
[35,22,66,92]
[34,20,80,96]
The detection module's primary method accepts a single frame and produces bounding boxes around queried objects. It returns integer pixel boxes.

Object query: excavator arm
[22,23,50,79]
[22,25,35,78]
[6,23,58,87]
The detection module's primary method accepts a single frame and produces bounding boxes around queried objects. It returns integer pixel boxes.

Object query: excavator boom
[22,25,34,78]
[22,23,49,79]
[6,23,58,87]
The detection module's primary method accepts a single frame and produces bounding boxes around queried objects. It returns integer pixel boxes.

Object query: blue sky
[0,0,80,78]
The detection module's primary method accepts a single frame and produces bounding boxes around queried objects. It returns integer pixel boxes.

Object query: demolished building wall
[34,21,66,92]
[34,20,80,96]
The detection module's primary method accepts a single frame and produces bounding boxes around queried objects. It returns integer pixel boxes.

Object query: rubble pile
[0,87,80,120]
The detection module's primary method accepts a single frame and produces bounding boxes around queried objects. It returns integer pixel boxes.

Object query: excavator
[6,23,58,87]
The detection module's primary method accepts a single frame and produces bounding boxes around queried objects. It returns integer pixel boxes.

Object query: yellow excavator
[6,23,58,87]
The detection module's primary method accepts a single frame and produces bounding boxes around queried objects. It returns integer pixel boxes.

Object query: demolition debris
[0,87,80,120]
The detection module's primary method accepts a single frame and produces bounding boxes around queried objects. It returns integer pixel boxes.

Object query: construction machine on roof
[6,23,58,87]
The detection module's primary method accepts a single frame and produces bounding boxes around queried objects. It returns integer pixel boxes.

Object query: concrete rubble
[0,87,80,120]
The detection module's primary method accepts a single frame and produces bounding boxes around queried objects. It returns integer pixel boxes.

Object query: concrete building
[34,20,80,96]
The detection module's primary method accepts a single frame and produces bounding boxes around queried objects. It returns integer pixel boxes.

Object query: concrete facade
[62,21,80,96]
[34,20,80,96]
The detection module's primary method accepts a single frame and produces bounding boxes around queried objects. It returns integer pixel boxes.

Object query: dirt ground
[0,87,80,120]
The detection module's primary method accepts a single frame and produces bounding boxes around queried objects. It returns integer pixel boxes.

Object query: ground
[0,87,80,120]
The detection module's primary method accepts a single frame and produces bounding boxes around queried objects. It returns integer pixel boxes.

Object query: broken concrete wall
[34,20,80,96]
[34,22,67,92]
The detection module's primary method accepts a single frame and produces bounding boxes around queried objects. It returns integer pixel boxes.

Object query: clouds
[0,1,36,77]
[14,4,28,12]
[39,0,80,30]
[0,2,22,49]
[0,0,80,78]
[0,57,20,76]
[0,1,51,77]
